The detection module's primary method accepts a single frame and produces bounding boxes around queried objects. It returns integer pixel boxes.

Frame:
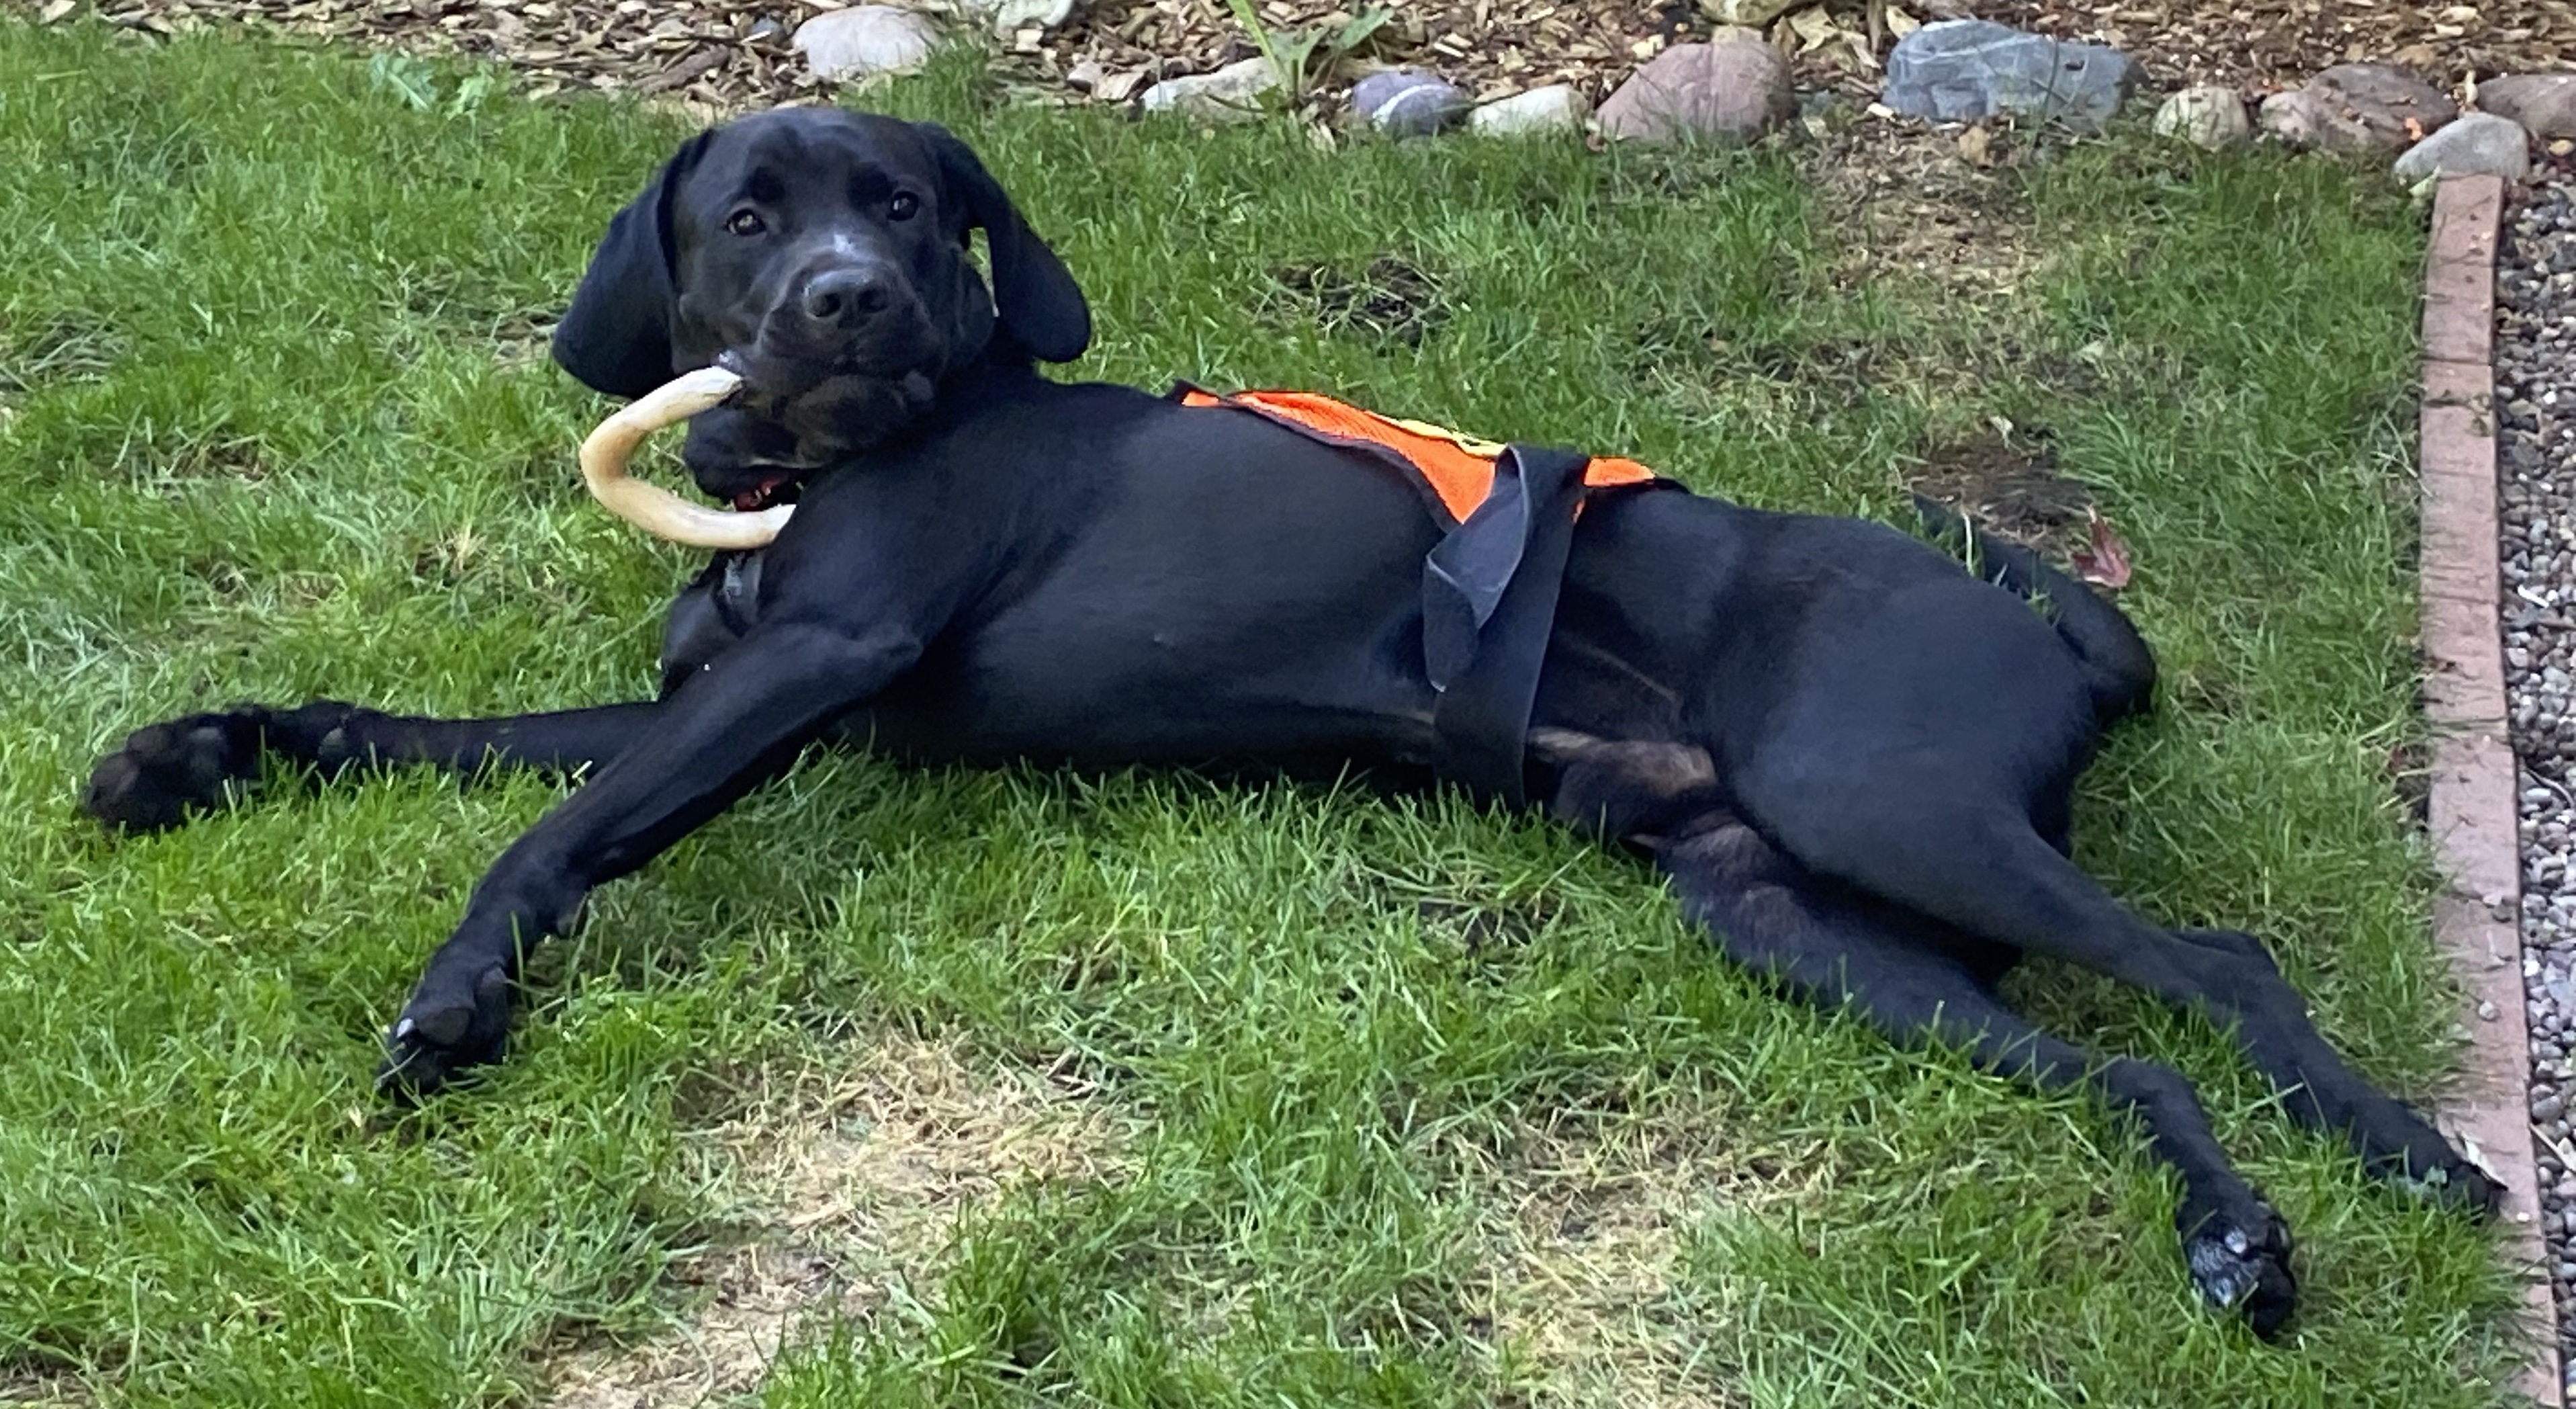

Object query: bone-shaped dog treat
[578,366,793,550]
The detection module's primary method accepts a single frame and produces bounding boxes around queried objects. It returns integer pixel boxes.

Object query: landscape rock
[2481,73,2576,140]
[1468,85,1592,136]
[1595,30,1794,146]
[2257,63,2457,154]
[1881,19,2135,129]
[2151,85,2250,149]
[1351,69,1471,138]
[2392,111,2531,182]
[1141,56,1280,122]
[792,5,944,83]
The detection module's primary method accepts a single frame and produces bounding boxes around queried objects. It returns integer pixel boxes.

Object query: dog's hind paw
[375,964,514,1103]
[2393,1138,2505,1217]
[2183,1201,2298,1340]
[82,710,272,832]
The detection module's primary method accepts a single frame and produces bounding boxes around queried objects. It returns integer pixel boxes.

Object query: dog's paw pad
[82,711,269,832]
[2184,1203,2297,1340]
[375,966,513,1103]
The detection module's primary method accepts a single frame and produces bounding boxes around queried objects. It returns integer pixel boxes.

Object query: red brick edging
[2419,171,2560,1406]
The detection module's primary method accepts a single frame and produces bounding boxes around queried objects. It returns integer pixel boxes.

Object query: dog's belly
[853,579,1439,767]
[866,538,1445,768]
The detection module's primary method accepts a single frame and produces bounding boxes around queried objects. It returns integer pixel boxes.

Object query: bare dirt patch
[1263,254,1451,348]
[0,1365,92,1409]
[545,1035,1134,1409]
[1803,116,2048,311]
[1904,423,2093,552]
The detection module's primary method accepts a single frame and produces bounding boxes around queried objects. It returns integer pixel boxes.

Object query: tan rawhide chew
[578,365,793,550]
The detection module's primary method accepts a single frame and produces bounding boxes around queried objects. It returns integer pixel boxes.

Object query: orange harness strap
[1175,387,1655,523]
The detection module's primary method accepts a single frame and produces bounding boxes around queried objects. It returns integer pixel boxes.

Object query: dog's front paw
[83,701,365,833]
[83,710,271,832]
[2182,1198,2298,1340]
[375,964,515,1102]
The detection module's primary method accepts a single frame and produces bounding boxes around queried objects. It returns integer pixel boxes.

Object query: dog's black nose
[801,267,894,328]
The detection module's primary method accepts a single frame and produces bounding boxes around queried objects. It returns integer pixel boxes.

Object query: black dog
[81,108,2494,1338]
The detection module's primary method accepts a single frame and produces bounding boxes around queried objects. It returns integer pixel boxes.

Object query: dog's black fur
[82,108,2495,1338]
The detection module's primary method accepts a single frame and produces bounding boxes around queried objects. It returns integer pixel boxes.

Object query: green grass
[0,18,2527,1409]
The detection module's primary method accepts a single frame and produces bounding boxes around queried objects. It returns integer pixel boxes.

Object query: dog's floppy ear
[551,132,713,399]
[918,123,1091,365]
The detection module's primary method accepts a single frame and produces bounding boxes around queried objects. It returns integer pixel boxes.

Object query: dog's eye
[724,209,766,237]
[887,192,920,222]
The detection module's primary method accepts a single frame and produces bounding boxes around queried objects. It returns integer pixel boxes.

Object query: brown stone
[2259,62,2458,154]
[2480,73,2576,140]
[1595,30,1793,148]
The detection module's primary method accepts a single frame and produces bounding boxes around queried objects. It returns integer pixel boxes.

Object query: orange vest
[1175,386,1656,522]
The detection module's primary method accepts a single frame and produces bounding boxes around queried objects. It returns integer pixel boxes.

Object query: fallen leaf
[1885,3,1919,39]
[2405,116,2427,141]
[2072,509,2133,590]
[1789,5,1842,54]
[1957,124,1993,166]
[38,0,77,22]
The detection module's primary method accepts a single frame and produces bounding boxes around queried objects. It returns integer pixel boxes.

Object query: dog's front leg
[376,620,920,1098]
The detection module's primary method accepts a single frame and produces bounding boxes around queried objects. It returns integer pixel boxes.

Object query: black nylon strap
[1425,444,1595,808]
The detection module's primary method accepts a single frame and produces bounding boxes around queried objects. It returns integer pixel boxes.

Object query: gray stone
[1596,30,1795,147]
[792,5,943,83]
[2258,63,2457,155]
[1468,85,1592,136]
[2503,177,2576,1361]
[2483,73,2576,140]
[1880,19,2135,129]
[1351,69,1471,138]
[2394,112,2532,183]
[2151,85,2250,149]
[1141,56,1281,122]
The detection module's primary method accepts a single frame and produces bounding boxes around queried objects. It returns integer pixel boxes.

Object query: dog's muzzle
[579,366,794,550]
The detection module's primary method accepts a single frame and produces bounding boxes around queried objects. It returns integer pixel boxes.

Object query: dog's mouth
[730,472,799,513]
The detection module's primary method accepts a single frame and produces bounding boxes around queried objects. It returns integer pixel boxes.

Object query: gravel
[2497,153,2576,1388]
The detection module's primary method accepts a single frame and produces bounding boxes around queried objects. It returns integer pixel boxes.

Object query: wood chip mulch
[36,0,2576,130]
[1974,0,2576,95]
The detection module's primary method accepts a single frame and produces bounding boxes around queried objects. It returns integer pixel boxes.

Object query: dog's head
[550,109,1090,504]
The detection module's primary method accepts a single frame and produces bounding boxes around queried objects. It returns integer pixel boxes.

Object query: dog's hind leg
[1746,777,2499,1214]
[81,699,660,833]
[1653,810,2300,1337]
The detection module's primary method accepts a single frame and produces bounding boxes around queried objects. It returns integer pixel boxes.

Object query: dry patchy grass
[548,1036,1137,1408]
[1463,1097,1826,1409]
